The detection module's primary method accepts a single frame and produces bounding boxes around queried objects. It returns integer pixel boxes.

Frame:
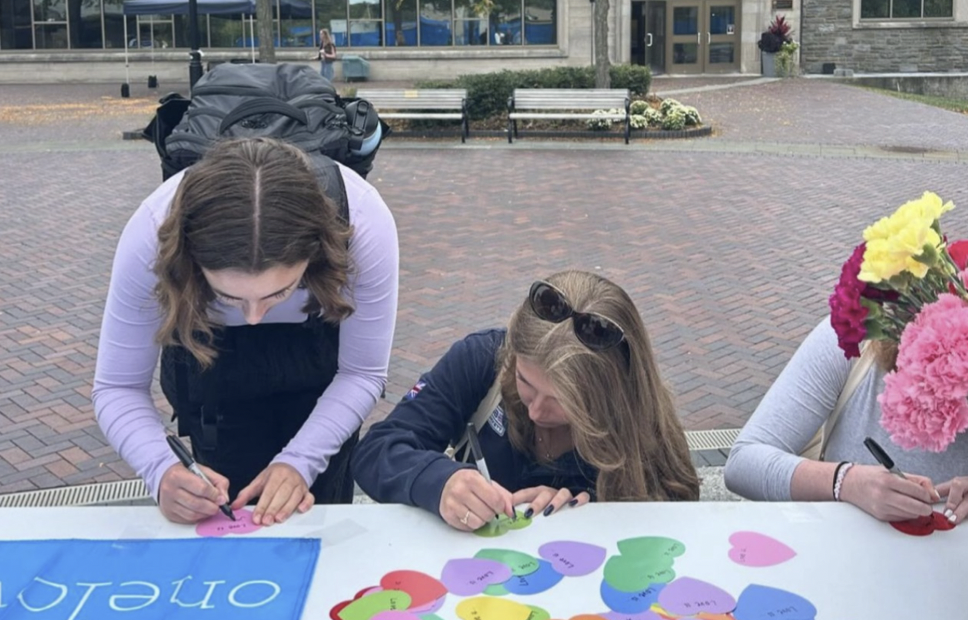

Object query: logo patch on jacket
[487,405,506,436]
[405,381,426,400]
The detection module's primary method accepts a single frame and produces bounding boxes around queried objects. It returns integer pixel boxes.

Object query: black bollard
[148,75,158,88]
[121,83,130,98]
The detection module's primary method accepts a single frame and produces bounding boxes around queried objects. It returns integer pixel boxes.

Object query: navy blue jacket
[352,329,598,516]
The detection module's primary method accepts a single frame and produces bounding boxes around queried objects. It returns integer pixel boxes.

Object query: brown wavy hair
[153,138,353,367]
[498,270,700,502]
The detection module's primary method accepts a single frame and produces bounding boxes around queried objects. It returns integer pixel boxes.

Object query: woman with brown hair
[318,28,337,81]
[352,270,699,531]
[93,137,398,526]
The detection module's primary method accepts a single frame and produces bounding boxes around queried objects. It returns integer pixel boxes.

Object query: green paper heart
[337,590,412,620]
[475,548,541,576]
[616,536,686,560]
[602,555,676,593]
[484,583,509,596]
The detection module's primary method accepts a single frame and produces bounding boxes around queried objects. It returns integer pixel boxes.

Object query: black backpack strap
[308,154,350,227]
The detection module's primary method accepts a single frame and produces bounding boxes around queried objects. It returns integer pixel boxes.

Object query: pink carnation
[879,294,968,452]
[829,243,868,359]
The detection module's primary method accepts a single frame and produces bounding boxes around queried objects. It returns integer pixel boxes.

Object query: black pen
[467,423,503,522]
[863,436,908,480]
[166,435,235,520]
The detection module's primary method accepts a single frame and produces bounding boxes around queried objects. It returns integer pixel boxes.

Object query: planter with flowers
[758,15,793,78]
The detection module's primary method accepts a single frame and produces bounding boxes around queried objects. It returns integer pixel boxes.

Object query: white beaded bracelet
[833,462,854,502]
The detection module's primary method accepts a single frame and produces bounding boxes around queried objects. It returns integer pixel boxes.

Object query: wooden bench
[355,89,469,143]
[506,88,632,144]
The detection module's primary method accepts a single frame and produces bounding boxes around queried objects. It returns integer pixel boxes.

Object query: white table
[1,502,963,618]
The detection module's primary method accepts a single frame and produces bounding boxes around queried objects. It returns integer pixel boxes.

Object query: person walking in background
[318,29,337,82]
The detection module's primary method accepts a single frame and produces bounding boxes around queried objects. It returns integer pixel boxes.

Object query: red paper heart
[932,511,956,531]
[890,511,956,536]
[380,570,447,609]
[330,599,351,620]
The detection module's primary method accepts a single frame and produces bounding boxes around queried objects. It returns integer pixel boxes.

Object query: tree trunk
[593,0,610,88]
[256,0,276,63]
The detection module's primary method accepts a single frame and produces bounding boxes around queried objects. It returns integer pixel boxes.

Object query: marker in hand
[863,436,908,480]
[466,422,504,522]
[166,435,235,521]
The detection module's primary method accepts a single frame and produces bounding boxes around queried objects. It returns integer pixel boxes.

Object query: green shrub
[609,64,652,96]
[659,97,682,115]
[643,107,663,127]
[662,107,686,130]
[682,105,702,126]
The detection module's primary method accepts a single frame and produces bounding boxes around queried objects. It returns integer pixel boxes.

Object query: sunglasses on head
[528,281,626,352]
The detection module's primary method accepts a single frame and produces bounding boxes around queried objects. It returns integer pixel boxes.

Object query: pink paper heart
[538,540,608,577]
[195,508,262,537]
[440,558,513,596]
[727,531,796,567]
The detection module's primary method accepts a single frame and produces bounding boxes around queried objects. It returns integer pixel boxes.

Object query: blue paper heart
[600,579,665,614]
[502,560,564,595]
[733,584,817,620]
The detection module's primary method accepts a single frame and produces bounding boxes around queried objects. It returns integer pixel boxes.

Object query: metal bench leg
[507,116,513,144]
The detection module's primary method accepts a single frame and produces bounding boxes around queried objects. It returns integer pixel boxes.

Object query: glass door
[631,1,645,66]
[706,1,739,73]
[668,1,700,74]
[645,1,666,74]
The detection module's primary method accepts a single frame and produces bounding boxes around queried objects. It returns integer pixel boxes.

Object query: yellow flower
[858,192,952,283]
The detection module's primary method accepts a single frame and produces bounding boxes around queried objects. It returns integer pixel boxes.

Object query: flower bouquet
[828,191,968,452]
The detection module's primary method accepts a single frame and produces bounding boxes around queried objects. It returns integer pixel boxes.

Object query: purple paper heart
[657,577,737,616]
[538,540,608,577]
[440,558,513,596]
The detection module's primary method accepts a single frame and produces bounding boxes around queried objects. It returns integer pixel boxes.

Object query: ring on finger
[460,510,472,526]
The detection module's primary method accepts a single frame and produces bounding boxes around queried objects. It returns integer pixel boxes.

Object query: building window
[860,0,952,18]
[1,0,555,50]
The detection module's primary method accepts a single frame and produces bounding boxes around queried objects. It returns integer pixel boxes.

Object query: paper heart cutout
[600,580,664,614]
[527,604,552,620]
[600,612,664,620]
[727,531,797,567]
[539,540,608,577]
[603,555,675,593]
[616,537,686,560]
[474,510,533,537]
[890,511,957,536]
[380,570,447,609]
[336,590,411,620]
[195,508,262,537]
[503,559,564,595]
[370,613,421,620]
[733,584,816,620]
[330,599,351,620]
[408,594,446,615]
[456,596,533,620]
[440,558,512,596]
[354,586,381,599]
[474,548,541,576]
[657,577,736,616]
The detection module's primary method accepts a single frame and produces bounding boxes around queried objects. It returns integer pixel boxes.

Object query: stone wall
[801,0,968,74]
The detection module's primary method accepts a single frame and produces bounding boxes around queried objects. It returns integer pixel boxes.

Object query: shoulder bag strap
[819,344,877,461]
[446,377,503,463]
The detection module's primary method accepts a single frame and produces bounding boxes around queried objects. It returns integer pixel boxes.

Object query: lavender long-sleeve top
[92,165,399,499]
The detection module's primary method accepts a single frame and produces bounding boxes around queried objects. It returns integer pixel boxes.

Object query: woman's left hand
[936,476,968,525]
[511,486,591,518]
[232,463,314,526]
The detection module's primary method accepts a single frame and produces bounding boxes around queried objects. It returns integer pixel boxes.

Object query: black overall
[159,157,357,504]
[160,314,358,504]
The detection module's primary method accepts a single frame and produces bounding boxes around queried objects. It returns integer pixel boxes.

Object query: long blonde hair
[498,270,700,501]
[153,138,353,367]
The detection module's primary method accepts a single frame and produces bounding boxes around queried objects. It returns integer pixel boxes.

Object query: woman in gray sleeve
[724,318,968,524]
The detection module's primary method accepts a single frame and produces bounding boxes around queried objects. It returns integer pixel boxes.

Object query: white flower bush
[662,107,687,130]
[586,110,613,130]
[630,114,649,130]
[659,98,682,115]
[629,100,650,115]
[682,105,702,126]
[644,107,664,127]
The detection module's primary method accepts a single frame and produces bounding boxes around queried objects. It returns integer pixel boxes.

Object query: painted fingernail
[949,514,957,523]
[945,509,954,519]
[568,498,579,507]
[524,508,534,519]
[543,505,555,517]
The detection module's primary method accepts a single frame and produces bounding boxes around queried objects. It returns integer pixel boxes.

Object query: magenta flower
[829,243,869,358]
[879,294,968,452]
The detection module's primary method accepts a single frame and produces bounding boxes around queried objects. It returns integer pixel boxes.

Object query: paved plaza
[1,75,968,495]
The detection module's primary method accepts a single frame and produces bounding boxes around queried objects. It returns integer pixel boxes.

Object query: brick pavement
[2,78,968,494]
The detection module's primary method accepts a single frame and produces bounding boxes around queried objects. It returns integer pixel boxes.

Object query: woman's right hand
[439,469,514,531]
[158,463,231,524]
[839,464,940,521]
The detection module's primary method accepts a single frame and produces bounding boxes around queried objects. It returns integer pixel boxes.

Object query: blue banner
[0,538,319,619]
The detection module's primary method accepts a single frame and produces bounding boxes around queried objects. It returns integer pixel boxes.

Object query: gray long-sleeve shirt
[724,319,968,501]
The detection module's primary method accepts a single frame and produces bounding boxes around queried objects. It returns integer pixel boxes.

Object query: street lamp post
[188,0,203,90]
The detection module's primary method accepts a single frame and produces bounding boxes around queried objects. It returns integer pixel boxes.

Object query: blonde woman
[353,270,699,531]
[318,28,337,81]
